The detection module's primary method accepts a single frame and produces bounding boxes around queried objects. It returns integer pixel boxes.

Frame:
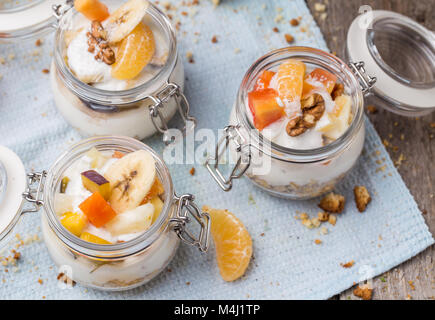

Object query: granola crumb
[341,260,355,268]
[189,167,195,176]
[314,3,326,12]
[38,278,43,285]
[320,227,328,235]
[314,239,322,245]
[42,69,50,74]
[272,27,279,33]
[186,51,194,63]
[284,34,294,44]
[186,281,191,285]
[367,105,378,114]
[211,35,218,43]
[317,211,329,222]
[408,280,415,291]
[353,285,373,300]
[319,193,345,213]
[328,215,337,226]
[300,213,309,220]
[290,18,299,26]
[302,218,314,229]
[35,39,43,47]
[354,186,371,212]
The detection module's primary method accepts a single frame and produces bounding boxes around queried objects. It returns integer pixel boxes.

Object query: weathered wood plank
[306,0,435,300]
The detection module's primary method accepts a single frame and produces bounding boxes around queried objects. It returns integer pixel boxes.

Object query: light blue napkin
[0,0,432,299]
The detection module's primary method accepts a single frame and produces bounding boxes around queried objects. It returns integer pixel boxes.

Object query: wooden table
[305,0,435,300]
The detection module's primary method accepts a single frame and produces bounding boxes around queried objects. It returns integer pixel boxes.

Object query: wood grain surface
[305,0,435,300]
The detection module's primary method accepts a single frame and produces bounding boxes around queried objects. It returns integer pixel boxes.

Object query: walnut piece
[353,285,373,300]
[354,186,371,212]
[331,83,344,100]
[86,22,115,65]
[319,193,345,213]
[286,93,325,137]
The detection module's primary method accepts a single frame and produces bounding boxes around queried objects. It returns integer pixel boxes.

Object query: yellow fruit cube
[150,196,164,224]
[80,232,111,245]
[61,212,87,237]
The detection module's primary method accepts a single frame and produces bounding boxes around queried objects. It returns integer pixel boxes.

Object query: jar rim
[53,2,178,106]
[43,136,175,260]
[236,46,365,163]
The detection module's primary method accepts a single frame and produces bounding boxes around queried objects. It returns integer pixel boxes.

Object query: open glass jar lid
[0,0,66,40]
[347,10,435,116]
[0,146,27,249]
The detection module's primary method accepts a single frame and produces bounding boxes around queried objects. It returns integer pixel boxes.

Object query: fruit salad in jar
[43,147,178,289]
[232,56,364,199]
[51,0,184,139]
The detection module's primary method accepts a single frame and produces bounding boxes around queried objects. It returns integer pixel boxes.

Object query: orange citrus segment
[253,70,276,91]
[302,68,337,97]
[111,23,155,80]
[74,0,110,22]
[276,59,306,103]
[203,206,252,282]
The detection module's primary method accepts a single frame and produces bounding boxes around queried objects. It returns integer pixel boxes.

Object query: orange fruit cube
[202,206,252,282]
[276,59,306,103]
[79,192,116,228]
[111,23,155,80]
[248,88,285,131]
[74,0,110,22]
[302,68,337,97]
[253,70,276,91]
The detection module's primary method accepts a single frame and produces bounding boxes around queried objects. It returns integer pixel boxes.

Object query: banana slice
[105,0,150,44]
[104,150,156,213]
[105,203,154,236]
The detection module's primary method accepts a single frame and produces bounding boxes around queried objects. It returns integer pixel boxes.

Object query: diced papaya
[248,88,285,131]
[79,192,116,228]
[80,232,111,245]
[74,0,110,22]
[302,68,337,97]
[112,151,125,159]
[141,177,164,204]
[60,212,87,237]
[150,196,164,224]
[253,70,276,91]
[81,170,111,200]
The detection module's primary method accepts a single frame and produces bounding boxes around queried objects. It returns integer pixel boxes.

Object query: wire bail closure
[149,82,197,144]
[205,125,251,192]
[349,61,377,93]
[22,171,47,214]
[170,194,210,252]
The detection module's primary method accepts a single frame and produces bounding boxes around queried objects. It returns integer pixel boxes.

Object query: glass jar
[0,136,210,291]
[0,1,195,143]
[206,47,367,200]
[205,9,434,199]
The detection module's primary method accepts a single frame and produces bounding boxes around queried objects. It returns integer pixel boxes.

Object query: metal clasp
[22,171,47,214]
[205,125,251,192]
[170,194,210,252]
[149,82,196,144]
[52,0,74,20]
[349,61,377,93]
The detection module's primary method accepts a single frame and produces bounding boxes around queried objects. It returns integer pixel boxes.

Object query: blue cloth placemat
[0,0,432,299]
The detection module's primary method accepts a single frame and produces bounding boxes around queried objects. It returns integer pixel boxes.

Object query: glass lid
[0,146,26,248]
[347,10,435,116]
[0,0,65,40]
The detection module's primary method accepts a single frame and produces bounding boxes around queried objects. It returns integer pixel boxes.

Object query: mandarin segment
[276,59,306,103]
[203,206,252,282]
[253,70,276,91]
[111,23,155,80]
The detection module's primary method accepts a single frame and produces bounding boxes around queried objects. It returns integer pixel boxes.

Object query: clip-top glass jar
[0,136,210,291]
[206,47,368,200]
[206,10,435,200]
[0,0,195,143]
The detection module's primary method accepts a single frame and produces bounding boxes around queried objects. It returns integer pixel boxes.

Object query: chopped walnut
[286,116,307,137]
[354,186,371,212]
[86,22,115,65]
[319,193,345,213]
[284,34,294,44]
[290,18,300,26]
[341,260,355,268]
[353,285,373,300]
[331,83,344,100]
